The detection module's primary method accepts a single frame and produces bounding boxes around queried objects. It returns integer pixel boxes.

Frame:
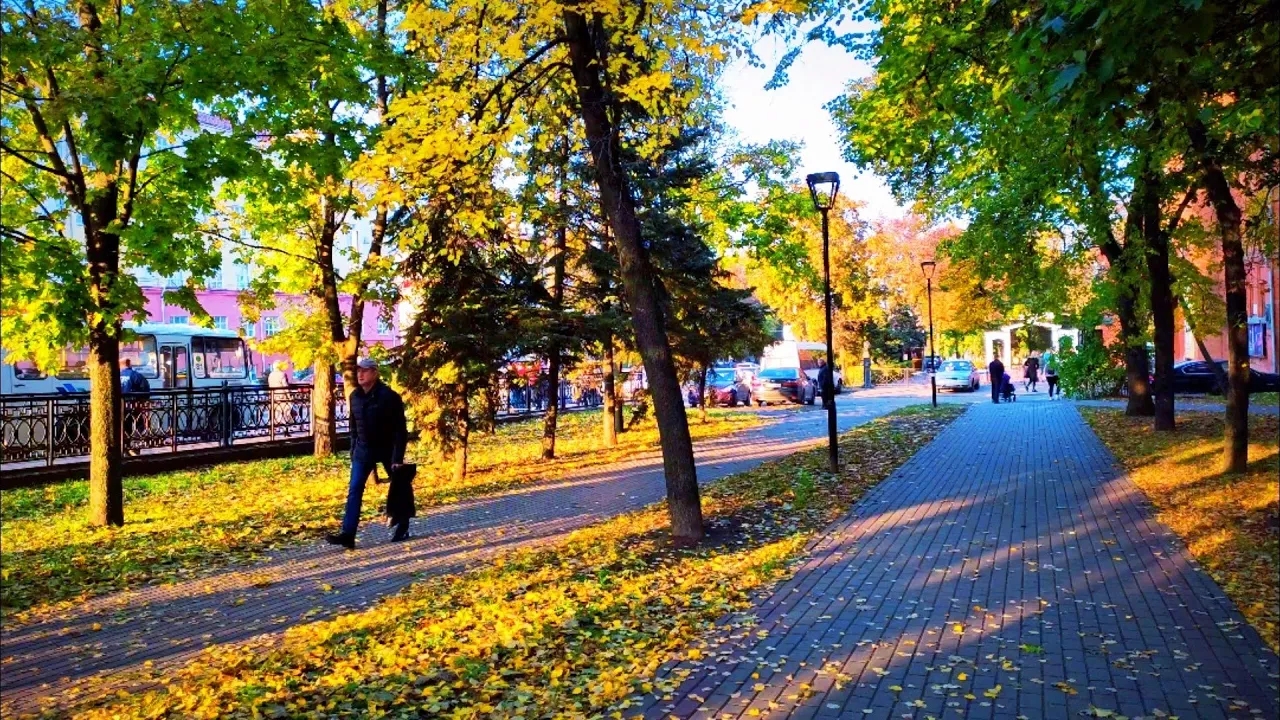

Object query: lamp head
[805,171,841,212]
[920,259,937,280]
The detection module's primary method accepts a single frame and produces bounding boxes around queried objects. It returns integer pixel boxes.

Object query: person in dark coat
[327,357,408,549]
[1024,355,1040,392]
[988,355,1005,404]
[817,360,834,409]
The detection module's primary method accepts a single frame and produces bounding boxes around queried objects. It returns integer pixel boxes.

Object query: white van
[1,323,256,395]
[760,341,843,391]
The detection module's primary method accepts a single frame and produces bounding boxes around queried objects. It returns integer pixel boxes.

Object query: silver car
[935,360,980,392]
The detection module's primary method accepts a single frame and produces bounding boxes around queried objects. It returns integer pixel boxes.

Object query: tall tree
[1,0,304,525]
[222,1,406,458]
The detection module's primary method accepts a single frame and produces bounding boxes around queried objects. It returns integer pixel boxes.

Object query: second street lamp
[806,171,840,474]
[921,259,937,407]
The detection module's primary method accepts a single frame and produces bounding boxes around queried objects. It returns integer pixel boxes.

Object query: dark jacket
[988,359,1005,386]
[349,381,408,463]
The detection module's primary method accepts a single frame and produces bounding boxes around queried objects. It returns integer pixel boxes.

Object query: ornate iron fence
[1,387,348,466]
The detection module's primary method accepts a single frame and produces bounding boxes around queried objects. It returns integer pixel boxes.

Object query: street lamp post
[921,260,937,407]
[806,171,840,474]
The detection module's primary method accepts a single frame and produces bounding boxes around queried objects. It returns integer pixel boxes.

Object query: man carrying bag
[327,357,409,549]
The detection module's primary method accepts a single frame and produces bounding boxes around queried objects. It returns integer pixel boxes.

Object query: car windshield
[758,368,798,380]
[707,370,738,387]
[939,361,971,373]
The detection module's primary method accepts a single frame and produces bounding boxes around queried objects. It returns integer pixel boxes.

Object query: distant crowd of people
[986,352,1059,404]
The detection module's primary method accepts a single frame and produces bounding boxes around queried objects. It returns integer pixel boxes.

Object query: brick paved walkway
[0,398,934,716]
[639,401,1279,720]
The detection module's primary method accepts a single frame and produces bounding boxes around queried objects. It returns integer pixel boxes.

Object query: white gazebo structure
[983,316,1081,366]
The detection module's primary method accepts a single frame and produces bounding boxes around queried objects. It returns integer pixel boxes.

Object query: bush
[1056,343,1125,399]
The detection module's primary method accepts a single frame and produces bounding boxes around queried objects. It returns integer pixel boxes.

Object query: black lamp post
[806,171,840,473]
[921,259,937,407]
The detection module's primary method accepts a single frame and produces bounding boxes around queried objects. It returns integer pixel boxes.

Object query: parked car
[934,359,981,392]
[686,367,753,407]
[751,367,816,406]
[1172,360,1280,395]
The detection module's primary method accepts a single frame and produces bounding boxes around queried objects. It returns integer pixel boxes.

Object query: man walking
[988,354,1005,404]
[327,358,409,549]
[817,360,834,409]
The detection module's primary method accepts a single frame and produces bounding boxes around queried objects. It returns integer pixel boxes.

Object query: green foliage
[0,0,311,365]
[1056,343,1125,400]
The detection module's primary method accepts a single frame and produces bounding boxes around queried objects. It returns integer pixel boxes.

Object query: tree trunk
[1138,171,1176,431]
[602,342,619,446]
[542,200,568,459]
[698,365,709,424]
[563,9,702,542]
[1198,157,1250,472]
[1099,235,1155,416]
[479,372,499,435]
[85,195,124,526]
[452,379,470,482]
[312,359,336,458]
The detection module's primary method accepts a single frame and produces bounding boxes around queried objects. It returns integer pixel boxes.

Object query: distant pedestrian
[817,360,834,409]
[120,358,151,454]
[1045,358,1060,399]
[268,361,292,431]
[327,358,408,549]
[1024,355,1040,392]
[987,355,1005,404]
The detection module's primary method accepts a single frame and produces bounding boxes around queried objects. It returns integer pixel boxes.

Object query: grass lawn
[1177,391,1280,410]
[1081,408,1280,652]
[0,407,759,619]
[48,405,964,720]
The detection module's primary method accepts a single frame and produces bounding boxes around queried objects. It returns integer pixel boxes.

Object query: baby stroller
[1001,373,1017,402]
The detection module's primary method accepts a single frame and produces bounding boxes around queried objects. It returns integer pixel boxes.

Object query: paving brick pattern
[639,401,1279,720]
[0,398,929,716]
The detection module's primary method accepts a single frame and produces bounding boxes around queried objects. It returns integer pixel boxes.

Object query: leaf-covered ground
[43,405,964,719]
[1081,408,1280,652]
[0,408,759,619]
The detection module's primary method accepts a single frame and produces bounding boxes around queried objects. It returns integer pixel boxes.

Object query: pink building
[137,287,400,376]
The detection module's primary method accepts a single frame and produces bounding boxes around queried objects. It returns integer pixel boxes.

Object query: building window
[264,316,280,337]
[242,322,256,339]
[212,316,229,330]
[1248,321,1266,358]
[206,268,224,290]
[235,266,251,290]
[169,315,189,325]
[376,318,393,336]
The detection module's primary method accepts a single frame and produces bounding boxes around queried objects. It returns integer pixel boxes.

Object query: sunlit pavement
[0,392,943,714]
[639,399,1279,719]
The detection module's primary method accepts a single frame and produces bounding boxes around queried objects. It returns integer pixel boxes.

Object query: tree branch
[473,37,567,121]
[204,228,322,267]
[1165,183,1199,237]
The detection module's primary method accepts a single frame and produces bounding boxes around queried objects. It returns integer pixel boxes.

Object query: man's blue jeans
[341,447,392,537]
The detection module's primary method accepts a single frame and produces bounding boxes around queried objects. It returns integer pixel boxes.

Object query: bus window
[12,359,46,380]
[121,336,158,377]
[57,348,90,379]
[194,337,249,379]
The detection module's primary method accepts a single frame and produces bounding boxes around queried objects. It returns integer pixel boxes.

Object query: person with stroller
[987,354,1005,404]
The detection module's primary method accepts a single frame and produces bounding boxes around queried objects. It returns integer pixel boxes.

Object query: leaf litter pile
[0,408,758,619]
[1081,409,1279,652]
[47,405,963,719]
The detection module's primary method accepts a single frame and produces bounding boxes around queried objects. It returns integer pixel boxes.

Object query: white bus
[760,340,844,390]
[1,323,257,396]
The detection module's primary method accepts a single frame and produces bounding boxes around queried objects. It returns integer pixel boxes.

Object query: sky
[719,37,905,222]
